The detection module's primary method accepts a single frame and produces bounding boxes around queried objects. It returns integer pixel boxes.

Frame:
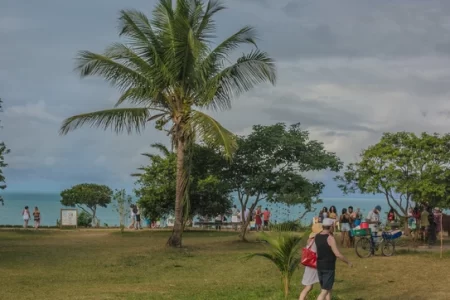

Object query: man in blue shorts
[315,218,353,300]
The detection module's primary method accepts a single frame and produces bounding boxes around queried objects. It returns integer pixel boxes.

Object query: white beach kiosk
[60,209,78,229]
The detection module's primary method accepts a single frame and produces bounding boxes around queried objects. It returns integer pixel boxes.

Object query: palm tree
[246,232,302,299]
[59,0,276,247]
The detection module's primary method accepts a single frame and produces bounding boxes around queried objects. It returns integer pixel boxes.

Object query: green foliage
[134,143,232,220]
[246,232,303,299]
[78,211,93,228]
[0,99,10,206]
[60,183,113,226]
[224,123,342,238]
[59,0,276,247]
[269,220,309,232]
[112,189,133,233]
[335,132,450,216]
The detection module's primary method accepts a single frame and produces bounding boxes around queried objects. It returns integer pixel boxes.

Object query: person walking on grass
[33,207,41,230]
[299,232,331,300]
[263,207,271,231]
[128,204,136,229]
[22,206,31,228]
[316,218,352,300]
[255,206,262,232]
[134,206,142,230]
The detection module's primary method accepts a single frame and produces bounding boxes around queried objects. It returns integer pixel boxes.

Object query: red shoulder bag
[301,241,317,268]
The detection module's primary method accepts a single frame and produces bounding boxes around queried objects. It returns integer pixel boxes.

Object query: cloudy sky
[2,0,450,194]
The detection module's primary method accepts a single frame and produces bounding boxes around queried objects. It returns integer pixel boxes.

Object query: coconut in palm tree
[60,0,276,247]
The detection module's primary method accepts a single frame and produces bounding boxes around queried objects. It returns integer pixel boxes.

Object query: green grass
[1,229,449,300]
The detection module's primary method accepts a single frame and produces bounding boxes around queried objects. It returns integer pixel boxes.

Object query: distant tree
[335,132,450,224]
[0,98,10,206]
[59,0,276,248]
[224,123,342,241]
[134,143,232,223]
[112,189,133,233]
[60,183,113,226]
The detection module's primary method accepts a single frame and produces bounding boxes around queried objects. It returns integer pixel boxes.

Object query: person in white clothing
[128,204,136,229]
[22,206,31,228]
[366,205,382,243]
[299,232,331,300]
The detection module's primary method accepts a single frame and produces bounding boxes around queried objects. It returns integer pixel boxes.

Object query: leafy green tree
[134,143,232,223]
[224,123,342,240]
[335,132,450,220]
[60,183,113,226]
[112,189,133,232]
[0,99,10,206]
[59,0,276,247]
[246,232,302,299]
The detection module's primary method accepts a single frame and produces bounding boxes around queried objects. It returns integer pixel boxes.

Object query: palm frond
[118,9,172,82]
[202,25,257,66]
[196,0,226,40]
[60,108,150,135]
[75,51,152,92]
[199,49,276,110]
[140,153,157,160]
[151,142,171,156]
[187,110,237,160]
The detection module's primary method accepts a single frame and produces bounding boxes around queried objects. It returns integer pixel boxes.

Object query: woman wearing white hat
[299,224,330,300]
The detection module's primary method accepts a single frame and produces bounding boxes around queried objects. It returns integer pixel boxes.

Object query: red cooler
[360,222,369,229]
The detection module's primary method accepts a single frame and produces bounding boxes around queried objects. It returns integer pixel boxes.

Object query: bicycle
[354,227,400,258]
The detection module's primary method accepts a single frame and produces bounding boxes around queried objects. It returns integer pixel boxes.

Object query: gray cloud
[263,95,378,133]
[2,0,450,192]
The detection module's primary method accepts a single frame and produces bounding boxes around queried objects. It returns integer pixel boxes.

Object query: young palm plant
[246,232,302,299]
[59,0,276,247]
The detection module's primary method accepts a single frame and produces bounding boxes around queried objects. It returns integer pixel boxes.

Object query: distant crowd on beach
[313,205,365,248]
[313,203,444,247]
[21,206,41,229]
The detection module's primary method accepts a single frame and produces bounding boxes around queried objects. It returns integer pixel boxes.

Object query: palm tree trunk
[167,135,186,247]
[283,276,289,299]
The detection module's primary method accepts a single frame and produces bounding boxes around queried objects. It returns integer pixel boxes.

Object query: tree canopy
[335,132,450,216]
[0,99,10,206]
[60,183,113,226]
[59,0,276,247]
[223,123,343,240]
[134,143,232,221]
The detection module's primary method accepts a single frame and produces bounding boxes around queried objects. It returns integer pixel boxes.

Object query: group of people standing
[21,206,41,229]
[408,205,443,245]
[316,205,364,247]
[128,204,142,230]
[231,205,271,231]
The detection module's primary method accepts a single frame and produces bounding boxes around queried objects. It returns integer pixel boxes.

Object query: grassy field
[0,229,449,300]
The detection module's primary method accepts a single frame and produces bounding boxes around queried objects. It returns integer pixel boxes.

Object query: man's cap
[375,205,382,211]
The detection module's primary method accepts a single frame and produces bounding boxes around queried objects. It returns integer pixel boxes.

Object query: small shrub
[246,232,302,299]
[78,211,93,228]
[269,220,309,232]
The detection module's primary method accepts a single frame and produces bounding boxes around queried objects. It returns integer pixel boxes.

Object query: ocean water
[0,192,387,226]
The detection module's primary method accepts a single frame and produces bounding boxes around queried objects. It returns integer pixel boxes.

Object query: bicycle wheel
[355,237,373,258]
[381,240,395,256]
